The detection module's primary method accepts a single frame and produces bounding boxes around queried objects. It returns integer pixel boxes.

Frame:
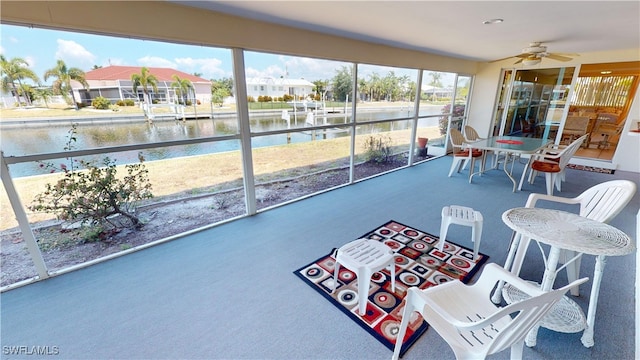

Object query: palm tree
[44,59,89,110]
[32,87,54,108]
[0,55,40,107]
[131,67,159,106]
[170,74,193,105]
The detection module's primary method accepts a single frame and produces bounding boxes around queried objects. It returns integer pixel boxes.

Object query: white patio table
[500,207,634,348]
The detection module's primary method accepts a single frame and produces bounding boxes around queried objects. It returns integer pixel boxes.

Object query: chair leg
[468,157,476,183]
[392,291,417,360]
[448,158,459,177]
[563,250,582,296]
[357,267,372,315]
[555,173,562,193]
[472,218,482,261]
[438,214,450,252]
[510,339,525,360]
[544,173,555,195]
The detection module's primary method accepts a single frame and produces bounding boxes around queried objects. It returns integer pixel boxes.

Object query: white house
[245,77,315,100]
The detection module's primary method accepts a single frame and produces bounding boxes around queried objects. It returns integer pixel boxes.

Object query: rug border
[293,220,490,357]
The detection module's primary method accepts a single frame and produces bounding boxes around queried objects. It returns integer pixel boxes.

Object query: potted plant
[417,137,428,156]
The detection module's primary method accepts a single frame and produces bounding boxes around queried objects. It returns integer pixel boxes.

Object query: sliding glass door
[495,67,575,140]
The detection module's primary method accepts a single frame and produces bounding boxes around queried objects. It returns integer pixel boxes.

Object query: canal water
[2,107,443,178]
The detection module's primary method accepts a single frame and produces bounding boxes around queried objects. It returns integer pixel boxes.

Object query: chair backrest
[564,116,590,132]
[556,134,588,170]
[485,276,587,356]
[463,125,481,141]
[576,180,636,222]
[448,128,466,150]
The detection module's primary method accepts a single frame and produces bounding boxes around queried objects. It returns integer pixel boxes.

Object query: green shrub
[247,96,255,102]
[116,100,126,106]
[363,135,393,163]
[92,96,111,109]
[30,124,153,233]
[124,99,135,106]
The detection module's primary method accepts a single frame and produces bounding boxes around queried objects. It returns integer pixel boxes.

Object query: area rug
[566,164,615,174]
[293,220,489,356]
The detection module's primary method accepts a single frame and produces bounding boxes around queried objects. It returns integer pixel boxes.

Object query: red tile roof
[85,66,210,83]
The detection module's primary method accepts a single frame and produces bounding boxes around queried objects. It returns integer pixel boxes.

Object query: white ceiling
[172,1,640,62]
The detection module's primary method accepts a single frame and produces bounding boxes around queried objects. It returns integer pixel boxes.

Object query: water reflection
[2,107,443,177]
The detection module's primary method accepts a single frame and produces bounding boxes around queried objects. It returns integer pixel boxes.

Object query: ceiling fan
[496,42,577,65]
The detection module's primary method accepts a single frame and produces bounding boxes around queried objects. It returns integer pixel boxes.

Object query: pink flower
[39,163,45,168]
[60,164,67,170]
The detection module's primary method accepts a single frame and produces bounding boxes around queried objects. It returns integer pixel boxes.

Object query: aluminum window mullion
[408,70,423,166]
[0,152,48,280]
[2,134,241,165]
[348,64,358,184]
[232,48,256,216]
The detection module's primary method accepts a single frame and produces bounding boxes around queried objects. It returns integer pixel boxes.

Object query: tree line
[1,55,459,110]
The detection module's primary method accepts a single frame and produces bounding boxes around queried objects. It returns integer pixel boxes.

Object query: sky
[0,24,452,86]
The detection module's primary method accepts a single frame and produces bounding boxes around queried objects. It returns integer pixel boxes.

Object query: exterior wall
[245,78,314,99]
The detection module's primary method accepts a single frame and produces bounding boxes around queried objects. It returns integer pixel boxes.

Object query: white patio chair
[463,125,489,171]
[519,134,588,195]
[448,128,483,183]
[518,180,636,296]
[392,263,587,360]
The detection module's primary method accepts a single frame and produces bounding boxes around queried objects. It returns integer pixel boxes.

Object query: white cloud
[137,56,176,68]
[174,57,226,79]
[24,56,36,68]
[54,39,96,69]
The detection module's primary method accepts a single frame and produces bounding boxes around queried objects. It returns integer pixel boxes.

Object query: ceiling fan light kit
[492,41,577,65]
[522,58,542,66]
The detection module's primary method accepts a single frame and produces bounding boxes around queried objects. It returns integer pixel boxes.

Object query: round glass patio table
[501,207,634,348]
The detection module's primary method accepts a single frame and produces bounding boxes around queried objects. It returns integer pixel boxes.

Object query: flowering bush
[29,124,153,232]
[439,103,466,135]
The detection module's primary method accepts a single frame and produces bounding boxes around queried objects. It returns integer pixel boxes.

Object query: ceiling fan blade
[489,53,531,63]
[546,53,573,62]
[489,56,516,63]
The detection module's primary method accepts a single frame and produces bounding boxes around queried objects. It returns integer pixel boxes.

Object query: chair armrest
[525,193,580,208]
[411,264,545,329]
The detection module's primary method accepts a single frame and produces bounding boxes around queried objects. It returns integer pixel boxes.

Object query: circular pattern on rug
[385,240,401,250]
[403,229,419,237]
[394,255,409,266]
[305,267,323,279]
[338,270,355,283]
[400,272,421,286]
[410,241,428,251]
[374,292,397,308]
[443,243,458,252]
[379,228,392,236]
[451,257,471,269]
[432,273,451,284]
[371,271,386,284]
[419,256,441,267]
[336,288,359,307]
[379,319,400,340]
